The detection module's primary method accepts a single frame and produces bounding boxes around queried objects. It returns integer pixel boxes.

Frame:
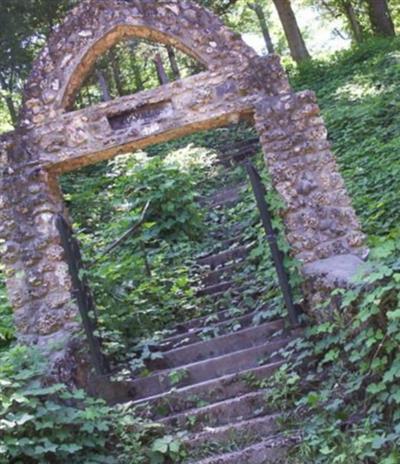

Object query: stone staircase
[124,169,302,462]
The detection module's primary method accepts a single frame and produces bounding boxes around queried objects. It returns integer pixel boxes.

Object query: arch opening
[59,122,278,368]
[70,31,206,111]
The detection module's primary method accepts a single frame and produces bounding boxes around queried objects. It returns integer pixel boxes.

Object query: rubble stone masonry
[0,0,366,384]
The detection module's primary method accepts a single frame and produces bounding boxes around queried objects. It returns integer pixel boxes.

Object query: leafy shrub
[265,236,400,463]
[0,346,117,463]
[0,345,183,464]
[106,152,204,241]
[60,148,217,359]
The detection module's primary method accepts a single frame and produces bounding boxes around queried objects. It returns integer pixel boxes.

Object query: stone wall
[0,0,366,385]
[0,134,82,383]
[254,91,366,264]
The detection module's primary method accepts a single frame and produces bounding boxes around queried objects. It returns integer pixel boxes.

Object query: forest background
[1,0,400,463]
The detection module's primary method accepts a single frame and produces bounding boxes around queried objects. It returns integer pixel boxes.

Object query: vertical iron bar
[245,161,299,326]
[56,215,109,375]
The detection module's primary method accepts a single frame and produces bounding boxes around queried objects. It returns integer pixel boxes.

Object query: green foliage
[250,38,400,463]
[1,21,400,464]
[149,435,186,463]
[290,38,400,239]
[59,124,297,370]
[168,368,189,387]
[0,345,186,464]
[0,261,14,349]
[107,152,204,240]
[0,0,77,126]
[61,148,213,358]
[264,236,400,463]
[0,346,124,463]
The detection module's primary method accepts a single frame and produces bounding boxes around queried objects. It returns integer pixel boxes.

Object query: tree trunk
[366,0,395,37]
[95,70,111,101]
[128,43,145,92]
[272,0,311,64]
[108,49,125,96]
[249,2,275,54]
[153,53,170,85]
[3,95,18,126]
[132,63,145,92]
[342,1,364,43]
[166,46,181,80]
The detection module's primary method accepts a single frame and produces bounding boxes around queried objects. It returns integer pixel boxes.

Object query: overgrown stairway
[125,159,302,463]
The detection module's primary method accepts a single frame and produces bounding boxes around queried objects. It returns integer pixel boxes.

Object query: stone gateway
[0,0,365,385]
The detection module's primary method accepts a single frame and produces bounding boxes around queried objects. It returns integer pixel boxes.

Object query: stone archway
[0,0,365,384]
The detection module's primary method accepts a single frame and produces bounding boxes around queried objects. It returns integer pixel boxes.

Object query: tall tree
[153,53,170,85]
[272,0,311,63]
[197,0,240,15]
[95,70,111,101]
[249,2,275,53]
[342,1,365,42]
[166,46,181,80]
[366,0,395,36]
[128,43,145,92]
[317,0,365,43]
[108,49,125,96]
[0,0,76,127]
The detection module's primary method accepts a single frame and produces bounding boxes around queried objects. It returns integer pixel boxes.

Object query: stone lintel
[25,69,262,173]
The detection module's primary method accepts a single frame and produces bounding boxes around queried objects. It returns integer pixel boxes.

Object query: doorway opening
[60,122,301,376]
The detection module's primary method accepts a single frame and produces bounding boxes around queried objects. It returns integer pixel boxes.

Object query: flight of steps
[124,175,302,463]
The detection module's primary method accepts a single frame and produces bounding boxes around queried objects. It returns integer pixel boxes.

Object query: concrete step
[219,235,244,250]
[210,223,243,238]
[208,185,243,207]
[196,281,233,297]
[201,263,238,287]
[172,307,248,333]
[190,440,287,464]
[162,391,270,431]
[127,335,297,400]
[199,281,262,301]
[184,414,280,455]
[157,306,279,352]
[200,284,264,311]
[148,319,285,370]
[197,244,250,268]
[134,361,284,418]
[171,302,274,336]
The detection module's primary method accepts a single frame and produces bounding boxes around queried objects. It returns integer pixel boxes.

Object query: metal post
[56,215,109,375]
[245,161,299,326]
